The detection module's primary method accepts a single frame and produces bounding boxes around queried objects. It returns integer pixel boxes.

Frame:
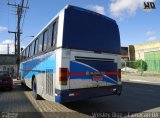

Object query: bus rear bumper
[55,85,122,103]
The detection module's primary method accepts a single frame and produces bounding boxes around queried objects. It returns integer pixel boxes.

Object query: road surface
[0,79,160,118]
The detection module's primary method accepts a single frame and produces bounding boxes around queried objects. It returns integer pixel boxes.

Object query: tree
[134,60,148,71]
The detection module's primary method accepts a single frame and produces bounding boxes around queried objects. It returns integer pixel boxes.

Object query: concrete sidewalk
[122,74,160,84]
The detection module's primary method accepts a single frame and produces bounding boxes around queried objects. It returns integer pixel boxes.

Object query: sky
[0,0,160,54]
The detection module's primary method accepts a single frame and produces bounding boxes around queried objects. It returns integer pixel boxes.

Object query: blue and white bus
[20,5,122,103]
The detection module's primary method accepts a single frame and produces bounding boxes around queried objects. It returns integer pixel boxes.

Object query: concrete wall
[0,54,17,77]
[0,54,16,65]
[133,41,160,60]
[121,47,129,61]
[0,65,17,77]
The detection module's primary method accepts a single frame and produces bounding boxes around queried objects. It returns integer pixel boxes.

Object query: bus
[20,5,122,103]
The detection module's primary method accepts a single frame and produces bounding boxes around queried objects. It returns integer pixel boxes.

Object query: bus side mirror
[21,48,23,51]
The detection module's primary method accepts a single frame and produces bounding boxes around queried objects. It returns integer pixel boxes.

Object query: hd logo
[144,2,156,9]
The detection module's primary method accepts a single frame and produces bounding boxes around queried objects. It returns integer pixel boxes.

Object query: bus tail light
[118,69,121,82]
[69,92,80,96]
[59,68,69,85]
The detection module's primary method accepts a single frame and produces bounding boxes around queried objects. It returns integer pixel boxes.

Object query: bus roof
[67,5,115,23]
[22,5,118,53]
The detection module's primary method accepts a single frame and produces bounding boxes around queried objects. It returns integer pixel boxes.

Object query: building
[133,41,160,60]
[121,47,129,61]
[129,41,160,72]
[128,45,135,61]
[0,54,17,77]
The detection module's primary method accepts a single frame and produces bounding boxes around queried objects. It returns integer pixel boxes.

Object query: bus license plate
[93,75,103,81]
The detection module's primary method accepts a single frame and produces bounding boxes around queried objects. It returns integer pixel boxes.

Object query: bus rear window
[62,8,121,54]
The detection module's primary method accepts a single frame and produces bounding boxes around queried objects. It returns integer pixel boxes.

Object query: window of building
[3,66,6,71]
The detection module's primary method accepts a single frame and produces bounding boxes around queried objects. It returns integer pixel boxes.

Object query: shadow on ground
[0,79,43,118]
[63,82,160,116]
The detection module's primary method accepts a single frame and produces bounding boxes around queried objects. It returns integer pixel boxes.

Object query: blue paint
[70,61,117,84]
[20,52,56,80]
[55,85,122,103]
[55,96,62,103]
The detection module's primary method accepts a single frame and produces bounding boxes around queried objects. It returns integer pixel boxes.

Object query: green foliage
[134,60,148,71]
[122,60,148,71]
[126,62,136,69]
[121,61,136,69]
[121,62,125,68]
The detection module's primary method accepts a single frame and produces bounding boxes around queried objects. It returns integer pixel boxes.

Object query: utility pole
[17,4,21,74]
[8,0,29,78]
[7,43,9,54]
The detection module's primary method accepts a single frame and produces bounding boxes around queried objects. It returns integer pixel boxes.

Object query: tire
[9,86,13,91]
[32,78,41,100]
[21,81,25,86]
[117,91,121,96]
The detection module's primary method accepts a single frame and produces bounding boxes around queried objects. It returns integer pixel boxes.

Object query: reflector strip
[69,72,120,76]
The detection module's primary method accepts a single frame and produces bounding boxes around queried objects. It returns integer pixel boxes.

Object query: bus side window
[28,45,31,57]
[43,30,48,51]
[25,47,29,59]
[51,21,58,47]
[38,34,43,53]
[21,52,23,61]
[31,41,35,56]
[34,38,38,54]
[22,50,25,60]
[47,25,53,48]
[24,49,26,59]
[22,51,25,60]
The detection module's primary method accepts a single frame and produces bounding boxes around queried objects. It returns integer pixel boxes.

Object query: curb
[123,79,160,84]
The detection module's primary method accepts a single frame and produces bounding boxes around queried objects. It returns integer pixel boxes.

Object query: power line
[7,0,17,32]
[8,1,9,31]
[8,0,29,78]
[21,0,29,31]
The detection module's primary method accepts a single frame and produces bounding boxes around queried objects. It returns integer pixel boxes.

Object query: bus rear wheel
[32,78,41,100]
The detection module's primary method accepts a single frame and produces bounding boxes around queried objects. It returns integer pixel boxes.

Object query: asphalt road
[64,82,160,112]
[0,80,42,118]
[0,79,160,118]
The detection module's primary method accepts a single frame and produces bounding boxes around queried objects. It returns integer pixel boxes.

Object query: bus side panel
[20,52,56,101]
